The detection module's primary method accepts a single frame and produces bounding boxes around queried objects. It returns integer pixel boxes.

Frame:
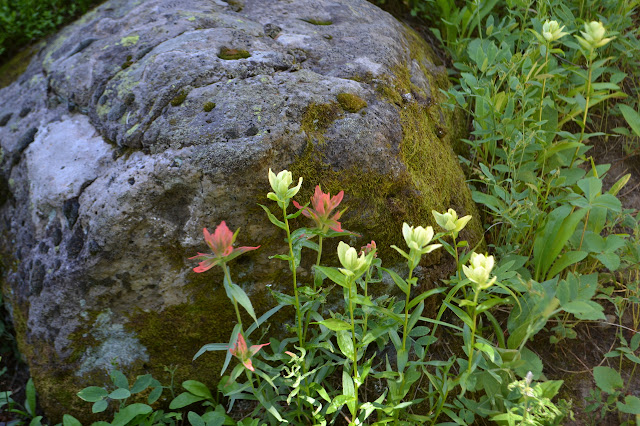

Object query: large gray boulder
[0,0,479,420]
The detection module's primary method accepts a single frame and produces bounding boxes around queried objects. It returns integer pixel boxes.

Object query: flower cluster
[463,252,496,290]
[293,185,347,233]
[189,222,259,273]
[541,20,568,43]
[432,208,472,238]
[267,169,303,207]
[576,21,614,51]
[229,333,269,372]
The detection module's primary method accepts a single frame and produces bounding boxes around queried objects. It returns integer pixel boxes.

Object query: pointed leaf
[227,281,258,325]
[317,318,352,331]
[593,366,623,394]
[111,404,153,426]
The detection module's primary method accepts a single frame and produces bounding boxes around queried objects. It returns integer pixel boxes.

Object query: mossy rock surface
[0,0,478,421]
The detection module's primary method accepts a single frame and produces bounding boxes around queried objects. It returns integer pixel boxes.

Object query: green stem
[401,268,415,353]
[348,276,359,420]
[467,289,480,375]
[222,262,243,329]
[570,57,593,168]
[303,235,323,342]
[282,205,304,347]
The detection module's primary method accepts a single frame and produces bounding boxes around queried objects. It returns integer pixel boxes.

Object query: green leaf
[110,370,129,390]
[382,267,409,294]
[193,343,228,360]
[258,204,286,230]
[77,386,108,402]
[593,366,623,394]
[220,324,241,376]
[617,395,640,414]
[25,378,36,416]
[169,392,206,409]
[62,415,82,426]
[29,416,43,426]
[318,318,352,331]
[111,403,153,426]
[315,265,347,288]
[562,300,605,320]
[148,387,163,405]
[246,304,285,337]
[547,251,587,279]
[408,287,445,310]
[188,411,206,426]
[182,380,213,400]
[130,375,153,394]
[337,330,355,359]
[108,388,131,400]
[619,104,640,137]
[226,281,258,325]
[92,399,109,413]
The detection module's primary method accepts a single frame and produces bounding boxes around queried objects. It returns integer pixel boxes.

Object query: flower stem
[222,262,243,329]
[401,268,414,354]
[570,57,593,168]
[303,235,324,342]
[467,289,481,375]
[348,276,359,420]
[282,205,304,347]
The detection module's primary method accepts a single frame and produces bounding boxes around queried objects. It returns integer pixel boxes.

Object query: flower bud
[338,241,368,276]
[267,168,303,203]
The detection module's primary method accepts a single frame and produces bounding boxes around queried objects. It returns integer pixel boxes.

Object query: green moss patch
[301,18,333,25]
[300,102,342,145]
[337,93,367,113]
[170,90,188,107]
[203,101,216,112]
[0,43,41,89]
[217,47,251,60]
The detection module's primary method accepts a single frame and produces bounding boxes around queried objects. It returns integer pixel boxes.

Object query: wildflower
[267,169,303,205]
[541,20,568,42]
[189,222,259,273]
[576,21,614,50]
[360,240,377,257]
[338,241,368,276]
[229,333,269,372]
[402,223,441,254]
[292,185,347,233]
[463,252,497,290]
[432,208,472,237]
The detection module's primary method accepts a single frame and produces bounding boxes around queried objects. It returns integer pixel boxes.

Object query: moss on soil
[301,18,333,25]
[300,102,342,145]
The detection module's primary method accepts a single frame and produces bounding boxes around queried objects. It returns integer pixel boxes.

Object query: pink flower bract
[292,185,347,233]
[189,221,259,273]
[229,333,270,372]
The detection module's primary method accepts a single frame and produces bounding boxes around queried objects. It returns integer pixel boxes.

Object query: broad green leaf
[182,380,213,400]
[130,375,153,394]
[617,395,640,414]
[148,386,163,404]
[318,318,351,331]
[77,386,108,403]
[336,330,354,359]
[593,366,623,394]
[62,415,82,426]
[169,392,206,409]
[562,300,605,320]
[315,265,347,288]
[111,403,153,426]
[619,104,640,137]
[188,411,205,426]
[108,388,131,400]
[110,370,129,390]
[92,399,108,413]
